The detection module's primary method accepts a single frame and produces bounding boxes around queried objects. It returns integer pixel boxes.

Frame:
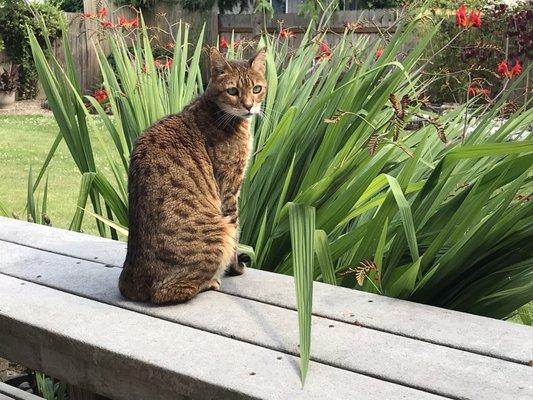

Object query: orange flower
[375,47,384,60]
[343,21,361,30]
[100,20,113,28]
[155,57,173,69]
[467,85,490,98]
[279,28,295,39]
[219,35,228,50]
[117,16,138,29]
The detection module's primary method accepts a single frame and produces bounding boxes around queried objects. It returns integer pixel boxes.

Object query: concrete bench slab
[0,217,532,399]
[0,382,42,400]
[0,216,530,364]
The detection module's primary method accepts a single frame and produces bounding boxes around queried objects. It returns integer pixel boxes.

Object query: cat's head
[206,47,267,119]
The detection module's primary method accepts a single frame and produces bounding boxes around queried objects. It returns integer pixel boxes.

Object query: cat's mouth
[217,103,261,119]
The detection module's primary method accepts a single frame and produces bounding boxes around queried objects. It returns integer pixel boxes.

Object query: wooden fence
[56,6,400,92]
[0,4,399,94]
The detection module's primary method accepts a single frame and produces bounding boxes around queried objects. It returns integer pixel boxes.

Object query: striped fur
[119,48,267,304]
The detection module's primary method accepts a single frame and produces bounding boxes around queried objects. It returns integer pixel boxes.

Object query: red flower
[510,60,522,76]
[315,41,332,61]
[219,35,228,50]
[130,18,139,28]
[165,41,175,50]
[97,7,108,19]
[319,41,331,56]
[82,12,95,19]
[497,59,521,78]
[455,4,482,29]
[100,20,113,28]
[497,60,508,76]
[375,47,384,60]
[93,88,108,103]
[469,10,481,28]
[480,88,490,97]
[455,4,468,27]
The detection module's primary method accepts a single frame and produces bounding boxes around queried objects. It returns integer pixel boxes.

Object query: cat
[118,47,267,304]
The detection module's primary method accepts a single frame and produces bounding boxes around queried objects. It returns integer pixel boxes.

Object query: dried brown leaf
[367,132,379,156]
[355,260,378,286]
[324,109,347,124]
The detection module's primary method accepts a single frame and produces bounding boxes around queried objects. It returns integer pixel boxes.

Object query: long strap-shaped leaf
[288,203,315,385]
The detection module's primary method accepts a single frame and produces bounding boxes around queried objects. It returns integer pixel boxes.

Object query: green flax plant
[238,10,532,321]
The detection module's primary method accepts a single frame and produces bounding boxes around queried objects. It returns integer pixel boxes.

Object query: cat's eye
[252,85,262,94]
[226,87,238,96]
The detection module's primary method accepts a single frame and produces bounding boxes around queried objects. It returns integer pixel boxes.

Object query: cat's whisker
[215,111,237,130]
[261,105,283,117]
[258,108,277,127]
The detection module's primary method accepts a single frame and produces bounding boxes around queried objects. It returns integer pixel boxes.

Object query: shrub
[0,0,63,99]
[55,0,84,13]
[0,64,19,93]
[425,1,532,104]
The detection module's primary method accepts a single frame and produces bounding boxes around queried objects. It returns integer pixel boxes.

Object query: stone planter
[0,91,15,109]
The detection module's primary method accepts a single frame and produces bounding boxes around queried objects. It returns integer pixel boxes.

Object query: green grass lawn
[0,114,114,236]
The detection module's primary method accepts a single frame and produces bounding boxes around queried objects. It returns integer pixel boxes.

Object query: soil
[0,357,26,382]
[0,99,52,116]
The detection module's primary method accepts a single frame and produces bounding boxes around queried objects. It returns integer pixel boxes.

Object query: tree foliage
[0,0,63,99]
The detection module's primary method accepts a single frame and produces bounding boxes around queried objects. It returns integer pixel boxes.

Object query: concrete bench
[0,216,531,400]
[0,382,42,400]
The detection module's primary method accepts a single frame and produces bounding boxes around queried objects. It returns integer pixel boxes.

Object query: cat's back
[128,106,217,207]
[132,110,201,166]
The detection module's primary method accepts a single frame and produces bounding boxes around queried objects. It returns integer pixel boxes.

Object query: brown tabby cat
[119,47,267,304]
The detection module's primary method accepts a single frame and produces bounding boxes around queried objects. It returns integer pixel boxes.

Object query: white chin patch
[219,103,261,118]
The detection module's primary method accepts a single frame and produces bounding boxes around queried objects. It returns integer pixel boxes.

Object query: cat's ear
[210,47,230,75]
[249,47,267,75]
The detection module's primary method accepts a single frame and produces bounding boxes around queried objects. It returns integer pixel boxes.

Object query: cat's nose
[243,104,253,111]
